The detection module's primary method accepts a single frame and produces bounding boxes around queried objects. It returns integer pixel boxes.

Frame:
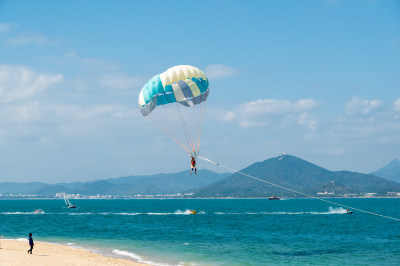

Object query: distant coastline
[1,196,400,200]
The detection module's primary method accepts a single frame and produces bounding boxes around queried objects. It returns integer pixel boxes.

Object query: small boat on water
[34,209,44,214]
[64,195,77,208]
[268,196,280,200]
[190,210,197,214]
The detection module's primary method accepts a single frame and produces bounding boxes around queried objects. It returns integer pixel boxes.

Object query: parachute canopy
[139,65,209,116]
[138,65,209,157]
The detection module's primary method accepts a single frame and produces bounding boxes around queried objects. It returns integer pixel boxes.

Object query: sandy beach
[0,239,147,266]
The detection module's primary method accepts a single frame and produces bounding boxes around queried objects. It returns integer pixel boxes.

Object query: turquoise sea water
[1,198,400,265]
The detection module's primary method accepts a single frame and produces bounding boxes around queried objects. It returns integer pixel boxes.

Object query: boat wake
[215,207,348,215]
[0,207,347,216]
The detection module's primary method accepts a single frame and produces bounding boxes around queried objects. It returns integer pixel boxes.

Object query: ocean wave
[113,249,172,266]
[2,238,27,241]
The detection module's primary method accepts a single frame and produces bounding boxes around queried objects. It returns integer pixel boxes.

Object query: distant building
[317,191,335,196]
[343,193,357,197]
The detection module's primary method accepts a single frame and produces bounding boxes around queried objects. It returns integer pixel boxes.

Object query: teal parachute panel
[138,65,209,157]
[139,65,209,116]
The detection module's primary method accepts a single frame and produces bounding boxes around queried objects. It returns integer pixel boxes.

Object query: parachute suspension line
[147,111,191,154]
[198,156,400,222]
[197,101,207,155]
[195,104,200,155]
[193,103,200,155]
[160,105,195,157]
[194,103,200,155]
[190,105,197,154]
[188,103,195,154]
[176,103,196,157]
[175,103,193,156]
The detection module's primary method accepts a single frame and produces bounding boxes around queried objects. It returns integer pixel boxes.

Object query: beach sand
[0,240,147,266]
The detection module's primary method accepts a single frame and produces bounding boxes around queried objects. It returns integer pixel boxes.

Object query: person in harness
[190,156,197,175]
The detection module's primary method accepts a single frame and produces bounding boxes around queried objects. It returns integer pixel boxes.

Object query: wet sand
[0,239,147,266]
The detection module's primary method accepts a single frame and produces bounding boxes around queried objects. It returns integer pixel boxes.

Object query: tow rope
[198,155,400,222]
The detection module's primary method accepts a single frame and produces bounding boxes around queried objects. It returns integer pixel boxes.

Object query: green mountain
[0,182,48,195]
[193,155,400,197]
[0,170,229,196]
[370,159,400,183]
[105,169,229,194]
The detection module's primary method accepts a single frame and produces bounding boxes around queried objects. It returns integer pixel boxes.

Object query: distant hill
[0,182,48,195]
[193,155,400,197]
[370,159,400,183]
[0,169,230,196]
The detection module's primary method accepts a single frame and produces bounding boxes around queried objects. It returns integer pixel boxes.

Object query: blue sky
[0,0,399,183]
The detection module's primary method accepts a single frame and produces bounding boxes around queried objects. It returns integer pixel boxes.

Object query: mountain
[193,155,400,197]
[370,159,400,183]
[0,182,48,195]
[106,169,229,194]
[0,170,230,196]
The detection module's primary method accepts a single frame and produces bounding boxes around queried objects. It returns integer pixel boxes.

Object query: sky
[0,0,399,183]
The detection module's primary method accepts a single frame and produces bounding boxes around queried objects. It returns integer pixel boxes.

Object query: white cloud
[393,99,400,111]
[0,65,63,102]
[297,113,319,131]
[64,50,77,58]
[0,101,141,135]
[393,38,400,50]
[221,98,320,130]
[99,73,144,90]
[240,99,319,115]
[204,64,237,79]
[345,97,381,115]
[0,23,15,34]
[4,31,52,46]
[222,111,236,121]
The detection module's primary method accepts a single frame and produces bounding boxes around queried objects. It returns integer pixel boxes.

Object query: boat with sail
[64,195,77,208]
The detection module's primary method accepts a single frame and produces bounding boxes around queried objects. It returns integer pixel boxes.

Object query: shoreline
[0,239,149,266]
[1,197,400,200]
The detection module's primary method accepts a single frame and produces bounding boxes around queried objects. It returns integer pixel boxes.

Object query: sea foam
[112,249,172,266]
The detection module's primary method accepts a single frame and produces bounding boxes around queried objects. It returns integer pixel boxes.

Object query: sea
[1,198,400,265]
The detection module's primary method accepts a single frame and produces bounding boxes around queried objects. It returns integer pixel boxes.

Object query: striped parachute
[138,65,209,157]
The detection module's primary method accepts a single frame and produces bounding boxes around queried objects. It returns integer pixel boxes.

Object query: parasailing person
[138,65,209,174]
[190,156,197,175]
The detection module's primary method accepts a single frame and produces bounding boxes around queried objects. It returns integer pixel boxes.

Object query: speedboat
[268,196,280,200]
[190,210,197,214]
[34,209,44,214]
